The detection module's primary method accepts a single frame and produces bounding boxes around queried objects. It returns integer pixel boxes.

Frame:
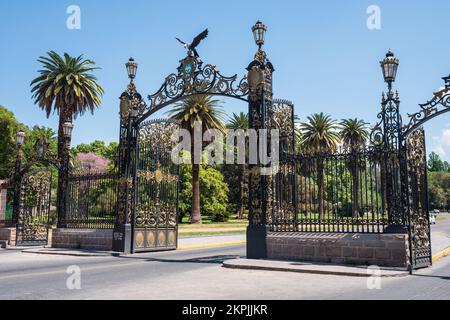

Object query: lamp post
[113,58,141,253]
[12,130,25,224]
[56,121,74,228]
[246,21,275,259]
[379,50,405,231]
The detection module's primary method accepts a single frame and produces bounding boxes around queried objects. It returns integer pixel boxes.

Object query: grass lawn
[179,217,248,228]
[178,217,248,236]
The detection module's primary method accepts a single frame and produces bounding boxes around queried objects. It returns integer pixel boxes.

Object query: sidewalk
[223,224,450,277]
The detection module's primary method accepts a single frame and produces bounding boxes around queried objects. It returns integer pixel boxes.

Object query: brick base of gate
[266,232,410,269]
[0,227,16,247]
[51,229,113,251]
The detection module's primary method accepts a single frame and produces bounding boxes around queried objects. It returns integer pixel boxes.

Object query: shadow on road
[116,254,243,265]
[411,273,450,281]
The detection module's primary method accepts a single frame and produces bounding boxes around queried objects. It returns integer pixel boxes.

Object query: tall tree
[227,112,249,219]
[428,152,445,172]
[300,113,340,219]
[31,51,104,222]
[30,51,104,160]
[167,94,226,224]
[0,106,19,179]
[340,118,369,218]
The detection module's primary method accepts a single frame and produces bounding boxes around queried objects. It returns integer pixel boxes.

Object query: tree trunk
[190,132,201,224]
[237,164,246,219]
[317,159,324,220]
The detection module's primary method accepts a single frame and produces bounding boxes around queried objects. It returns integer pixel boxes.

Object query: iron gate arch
[112,39,278,254]
[16,168,53,246]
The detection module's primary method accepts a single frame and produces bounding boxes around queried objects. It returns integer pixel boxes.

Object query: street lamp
[252,20,267,49]
[126,57,138,81]
[15,130,25,146]
[12,130,25,224]
[62,122,74,138]
[380,50,399,85]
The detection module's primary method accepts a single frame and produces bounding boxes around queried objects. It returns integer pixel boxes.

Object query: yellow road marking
[432,246,450,263]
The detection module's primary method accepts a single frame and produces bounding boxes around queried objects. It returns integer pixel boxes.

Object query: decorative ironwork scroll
[406,128,432,269]
[133,119,179,252]
[370,90,403,149]
[403,75,450,138]
[134,56,249,124]
[16,169,52,245]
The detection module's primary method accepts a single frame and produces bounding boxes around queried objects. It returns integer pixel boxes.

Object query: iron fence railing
[271,148,401,233]
[64,171,118,229]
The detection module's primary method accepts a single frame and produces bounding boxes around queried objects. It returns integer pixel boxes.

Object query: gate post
[112,81,140,253]
[377,50,408,233]
[246,21,275,259]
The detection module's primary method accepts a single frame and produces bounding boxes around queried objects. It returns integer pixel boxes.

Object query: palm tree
[31,51,104,160]
[167,94,226,224]
[31,51,104,225]
[300,113,340,219]
[340,119,369,218]
[227,112,249,219]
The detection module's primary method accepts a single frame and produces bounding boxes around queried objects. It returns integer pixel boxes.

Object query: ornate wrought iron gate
[16,169,52,246]
[405,129,432,269]
[132,120,179,252]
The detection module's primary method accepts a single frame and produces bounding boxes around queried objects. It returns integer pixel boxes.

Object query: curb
[222,259,409,278]
[432,246,450,263]
[22,248,119,257]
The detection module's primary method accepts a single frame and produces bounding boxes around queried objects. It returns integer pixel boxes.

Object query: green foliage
[221,164,248,215]
[0,106,58,178]
[0,106,19,178]
[339,118,369,151]
[227,112,248,130]
[299,112,340,154]
[167,93,226,132]
[179,164,230,222]
[428,171,450,210]
[30,51,104,118]
[428,152,450,172]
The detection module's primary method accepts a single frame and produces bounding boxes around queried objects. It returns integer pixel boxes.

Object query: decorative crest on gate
[147,56,249,111]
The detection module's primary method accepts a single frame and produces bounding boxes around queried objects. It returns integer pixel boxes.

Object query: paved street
[0,234,450,300]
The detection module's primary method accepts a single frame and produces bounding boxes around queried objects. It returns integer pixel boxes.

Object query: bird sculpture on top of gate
[176,29,208,58]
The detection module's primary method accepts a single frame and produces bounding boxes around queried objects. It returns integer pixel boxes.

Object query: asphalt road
[1,242,450,300]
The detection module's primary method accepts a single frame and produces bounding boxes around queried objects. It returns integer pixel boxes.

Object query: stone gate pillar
[246,48,275,259]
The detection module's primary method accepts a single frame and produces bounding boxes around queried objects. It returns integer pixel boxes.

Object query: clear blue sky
[1,0,449,160]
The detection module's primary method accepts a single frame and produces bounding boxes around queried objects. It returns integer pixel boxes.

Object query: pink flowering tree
[75,153,110,172]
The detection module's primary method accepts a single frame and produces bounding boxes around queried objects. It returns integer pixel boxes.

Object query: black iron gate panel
[405,128,432,269]
[132,120,179,252]
[16,169,52,246]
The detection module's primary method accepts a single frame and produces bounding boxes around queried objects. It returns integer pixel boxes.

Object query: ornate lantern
[62,122,74,138]
[380,50,399,84]
[252,20,267,48]
[15,130,25,145]
[126,57,138,80]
